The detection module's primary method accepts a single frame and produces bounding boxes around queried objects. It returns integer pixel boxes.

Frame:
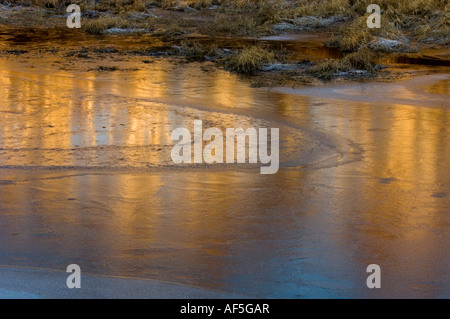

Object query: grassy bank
[0,0,448,82]
[3,0,448,43]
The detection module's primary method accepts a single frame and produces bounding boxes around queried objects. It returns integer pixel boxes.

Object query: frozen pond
[0,30,449,298]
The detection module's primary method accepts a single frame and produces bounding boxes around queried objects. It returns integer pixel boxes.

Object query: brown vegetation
[1,0,448,81]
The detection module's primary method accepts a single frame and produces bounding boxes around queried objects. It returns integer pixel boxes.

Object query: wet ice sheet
[0,166,448,298]
[271,74,450,108]
[0,58,353,170]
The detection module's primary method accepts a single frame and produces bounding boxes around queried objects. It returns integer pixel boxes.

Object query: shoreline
[0,2,449,86]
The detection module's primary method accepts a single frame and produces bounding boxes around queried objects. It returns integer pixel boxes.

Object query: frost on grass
[368,37,415,53]
[273,16,348,32]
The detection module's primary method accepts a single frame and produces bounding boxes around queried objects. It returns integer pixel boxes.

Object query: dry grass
[154,23,187,36]
[2,0,448,45]
[204,13,275,36]
[224,45,275,73]
[333,15,406,52]
[307,47,378,80]
[176,40,218,60]
[82,16,131,34]
[332,16,374,52]
[413,10,450,45]
[204,14,256,36]
[289,0,352,18]
[158,0,215,9]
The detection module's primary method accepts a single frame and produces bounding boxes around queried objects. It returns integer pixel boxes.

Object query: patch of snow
[274,16,348,32]
[369,37,412,53]
[0,4,24,19]
[104,28,146,34]
[262,63,300,72]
